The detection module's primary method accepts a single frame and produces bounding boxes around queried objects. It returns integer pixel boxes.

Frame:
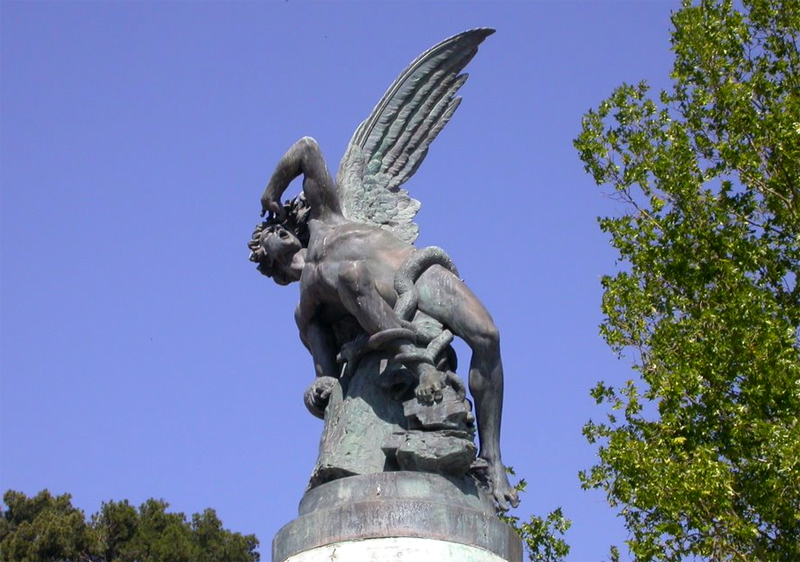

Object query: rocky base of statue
[307,349,480,489]
[272,472,523,562]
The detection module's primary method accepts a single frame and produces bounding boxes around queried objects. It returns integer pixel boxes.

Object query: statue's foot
[414,364,446,404]
[472,458,520,512]
[488,460,520,512]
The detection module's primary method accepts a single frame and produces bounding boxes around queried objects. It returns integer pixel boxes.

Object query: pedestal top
[273,472,522,562]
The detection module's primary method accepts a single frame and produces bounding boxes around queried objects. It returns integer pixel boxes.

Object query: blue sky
[1,1,678,560]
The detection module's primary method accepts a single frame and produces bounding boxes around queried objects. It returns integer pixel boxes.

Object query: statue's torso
[299,219,416,318]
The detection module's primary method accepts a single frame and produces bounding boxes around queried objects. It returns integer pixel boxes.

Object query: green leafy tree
[500,470,571,562]
[190,508,259,562]
[0,490,260,562]
[0,490,96,562]
[575,0,800,560]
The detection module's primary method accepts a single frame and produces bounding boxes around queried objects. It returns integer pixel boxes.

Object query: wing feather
[337,28,493,243]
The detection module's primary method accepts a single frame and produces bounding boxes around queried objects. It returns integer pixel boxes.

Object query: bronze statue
[249,28,519,511]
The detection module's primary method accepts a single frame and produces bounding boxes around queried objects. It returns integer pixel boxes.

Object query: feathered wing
[336,28,494,244]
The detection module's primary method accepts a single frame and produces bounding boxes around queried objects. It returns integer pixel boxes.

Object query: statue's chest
[299,260,344,307]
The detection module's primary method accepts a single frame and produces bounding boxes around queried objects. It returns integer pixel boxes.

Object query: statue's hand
[304,376,338,419]
[261,192,286,220]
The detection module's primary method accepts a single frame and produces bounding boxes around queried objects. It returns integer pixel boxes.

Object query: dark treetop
[248,28,518,512]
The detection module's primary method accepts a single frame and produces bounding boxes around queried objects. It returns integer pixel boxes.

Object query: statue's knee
[473,324,500,353]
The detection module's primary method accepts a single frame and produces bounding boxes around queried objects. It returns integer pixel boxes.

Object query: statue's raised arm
[248,28,520,512]
[260,137,344,225]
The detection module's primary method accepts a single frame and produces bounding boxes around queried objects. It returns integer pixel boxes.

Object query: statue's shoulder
[311,219,382,241]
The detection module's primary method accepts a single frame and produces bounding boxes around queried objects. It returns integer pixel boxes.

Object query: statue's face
[258,225,303,285]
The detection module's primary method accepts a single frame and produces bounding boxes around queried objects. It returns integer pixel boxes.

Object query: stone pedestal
[273,472,523,562]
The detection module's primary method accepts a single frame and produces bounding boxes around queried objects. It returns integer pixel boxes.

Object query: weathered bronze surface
[273,472,523,562]
[249,28,518,511]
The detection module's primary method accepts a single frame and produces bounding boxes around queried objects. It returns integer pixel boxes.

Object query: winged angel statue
[248,29,518,510]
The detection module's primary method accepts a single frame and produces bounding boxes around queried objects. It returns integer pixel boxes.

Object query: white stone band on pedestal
[283,536,510,562]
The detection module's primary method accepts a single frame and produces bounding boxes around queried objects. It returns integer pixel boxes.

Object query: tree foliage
[500,470,572,562]
[575,0,800,560]
[0,490,260,562]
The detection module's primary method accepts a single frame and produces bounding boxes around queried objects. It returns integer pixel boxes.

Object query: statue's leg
[416,266,519,510]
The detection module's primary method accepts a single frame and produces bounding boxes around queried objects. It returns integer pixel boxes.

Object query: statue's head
[248,194,310,285]
[248,223,304,285]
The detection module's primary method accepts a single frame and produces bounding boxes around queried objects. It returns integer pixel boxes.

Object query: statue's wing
[336,28,494,244]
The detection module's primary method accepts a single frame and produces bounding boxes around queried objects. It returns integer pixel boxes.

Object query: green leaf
[575,0,800,559]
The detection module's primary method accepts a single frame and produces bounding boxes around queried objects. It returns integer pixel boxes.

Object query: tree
[500,473,571,562]
[0,490,260,562]
[0,491,95,562]
[574,0,800,560]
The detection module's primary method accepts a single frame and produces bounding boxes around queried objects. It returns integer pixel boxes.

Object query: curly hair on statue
[248,194,311,277]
